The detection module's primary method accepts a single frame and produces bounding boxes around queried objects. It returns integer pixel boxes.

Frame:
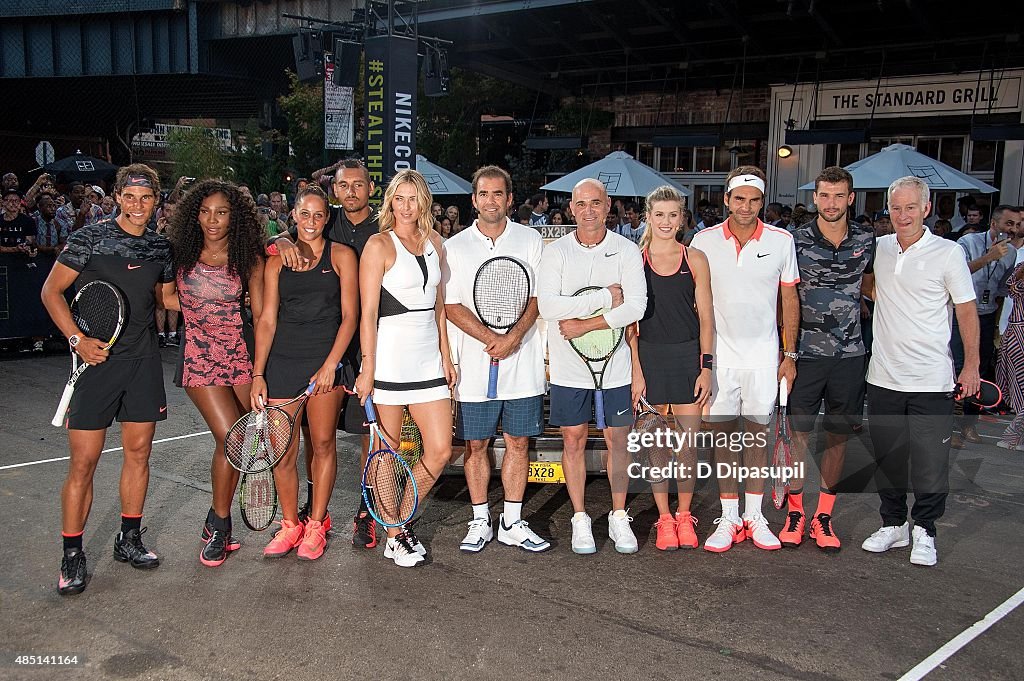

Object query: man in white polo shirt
[861,176,979,567]
[538,178,647,555]
[690,166,801,553]
[443,165,550,553]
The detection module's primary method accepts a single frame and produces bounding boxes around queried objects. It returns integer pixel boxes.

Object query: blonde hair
[638,185,685,252]
[377,170,434,249]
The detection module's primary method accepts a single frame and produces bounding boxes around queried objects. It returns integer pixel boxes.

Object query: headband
[125,174,154,189]
[726,174,765,195]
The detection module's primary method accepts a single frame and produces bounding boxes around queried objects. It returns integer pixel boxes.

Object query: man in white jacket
[538,178,647,554]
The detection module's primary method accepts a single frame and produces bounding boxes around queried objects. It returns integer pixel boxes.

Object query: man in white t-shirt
[443,166,550,553]
[689,166,801,553]
[538,178,647,554]
[861,176,979,567]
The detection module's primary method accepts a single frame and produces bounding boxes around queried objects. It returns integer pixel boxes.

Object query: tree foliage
[278,71,325,173]
[166,126,230,181]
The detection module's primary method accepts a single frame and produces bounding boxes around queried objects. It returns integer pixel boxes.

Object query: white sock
[744,492,763,518]
[611,509,628,519]
[472,503,489,521]
[721,497,740,520]
[503,501,522,526]
[572,511,589,521]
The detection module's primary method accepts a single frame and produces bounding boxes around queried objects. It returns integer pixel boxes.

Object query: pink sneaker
[263,519,303,558]
[297,520,328,560]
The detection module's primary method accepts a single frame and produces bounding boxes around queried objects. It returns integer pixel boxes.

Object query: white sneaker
[384,533,424,567]
[861,522,910,553]
[743,513,781,550]
[401,525,427,555]
[607,509,639,554]
[703,515,744,553]
[570,513,597,555]
[910,526,937,566]
[460,517,493,553]
[497,514,550,552]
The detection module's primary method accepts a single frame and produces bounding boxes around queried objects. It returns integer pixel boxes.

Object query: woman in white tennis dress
[355,169,456,568]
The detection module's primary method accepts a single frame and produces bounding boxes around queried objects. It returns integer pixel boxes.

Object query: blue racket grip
[595,389,607,429]
[364,395,377,423]
[305,361,346,394]
[486,359,499,399]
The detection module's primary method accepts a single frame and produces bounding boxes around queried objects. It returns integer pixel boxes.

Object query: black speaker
[332,39,361,87]
[292,30,321,83]
[423,47,450,97]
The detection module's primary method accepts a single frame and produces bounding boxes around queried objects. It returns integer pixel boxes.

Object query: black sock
[358,493,369,514]
[63,532,83,553]
[789,487,803,497]
[306,479,314,504]
[206,507,216,526]
[120,514,142,534]
[212,513,231,533]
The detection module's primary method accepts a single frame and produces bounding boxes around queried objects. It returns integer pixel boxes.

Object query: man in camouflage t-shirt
[782,166,874,553]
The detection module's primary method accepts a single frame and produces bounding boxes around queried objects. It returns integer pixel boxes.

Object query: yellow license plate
[528,461,565,484]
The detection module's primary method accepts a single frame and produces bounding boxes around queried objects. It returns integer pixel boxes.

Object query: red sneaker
[779,511,805,548]
[809,513,841,553]
[654,515,678,551]
[263,519,303,558]
[675,511,698,549]
[297,519,328,560]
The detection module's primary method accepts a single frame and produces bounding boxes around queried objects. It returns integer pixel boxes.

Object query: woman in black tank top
[627,186,716,551]
[251,186,359,561]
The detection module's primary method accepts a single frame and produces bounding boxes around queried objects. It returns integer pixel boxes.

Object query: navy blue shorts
[549,384,632,429]
[456,395,544,440]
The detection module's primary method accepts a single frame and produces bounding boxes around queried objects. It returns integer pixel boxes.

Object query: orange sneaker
[779,511,805,548]
[263,519,303,558]
[297,519,328,560]
[809,513,841,553]
[655,515,679,551]
[675,511,698,549]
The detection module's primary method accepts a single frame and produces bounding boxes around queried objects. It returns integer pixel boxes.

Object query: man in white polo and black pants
[861,175,979,567]
[690,166,801,553]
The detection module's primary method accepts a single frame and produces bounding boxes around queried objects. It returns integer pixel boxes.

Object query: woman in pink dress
[169,179,266,566]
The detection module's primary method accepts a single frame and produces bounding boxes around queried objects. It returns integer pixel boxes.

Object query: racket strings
[570,328,623,361]
[240,471,277,529]
[400,410,424,466]
[632,412,675,470]
[74,290,121,341]
[366,450,415,526]
[474,266,530,329]
[224,410,293,472]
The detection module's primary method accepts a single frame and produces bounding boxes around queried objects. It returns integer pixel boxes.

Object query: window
[695,147,714,172]
[970,140,999,173]
[637,143,654,168]
[659,148,676,173]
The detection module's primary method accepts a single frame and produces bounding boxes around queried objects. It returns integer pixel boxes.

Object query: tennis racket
[223,362,345,473]
[238,466,278,531]
[400,407,424,467]
[567,286,625,429]
[361,396,418,528]
[631,396,674,484]
[473,256,531,399]
[771,377,794,510]
[51,280,126,427]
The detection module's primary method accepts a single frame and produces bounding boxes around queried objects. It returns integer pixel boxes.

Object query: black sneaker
[201,521,241,551]
[58,549,88,596]
[352,512,377,548]
[158,334,168,348]
[200,529,235,567]
[113,527,160,569]
[166,333,179,347]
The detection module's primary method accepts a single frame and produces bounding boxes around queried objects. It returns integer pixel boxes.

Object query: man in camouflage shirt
[782,166,874,553]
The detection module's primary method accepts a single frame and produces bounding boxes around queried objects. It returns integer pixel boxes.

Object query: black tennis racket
[631,396,674,484]
[567,286,625,429]
[473,256,531,399]
[361,396,418,528]
[223,362,345,473]
[771,377,794,510]
[51,280,126,427]
[239,466,278,531]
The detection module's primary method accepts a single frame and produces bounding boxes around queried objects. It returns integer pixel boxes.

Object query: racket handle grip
[779,377,788,408]
[51,384,74,427]
[364,395,377,423]
[595,389,607,429]
[306,361,347,393]
[486,359,499,399]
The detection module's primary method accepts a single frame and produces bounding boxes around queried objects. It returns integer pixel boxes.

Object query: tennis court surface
[2,350,1022,680]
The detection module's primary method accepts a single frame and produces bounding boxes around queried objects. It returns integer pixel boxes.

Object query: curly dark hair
[168,179,264,283]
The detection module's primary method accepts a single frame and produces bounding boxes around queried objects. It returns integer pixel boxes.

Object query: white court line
[897,585,1024,681]
[0,430,212,471]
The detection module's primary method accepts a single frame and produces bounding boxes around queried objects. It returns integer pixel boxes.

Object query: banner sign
[364,34,418,207]
[814,75,1024,119]
[324,59,355,151]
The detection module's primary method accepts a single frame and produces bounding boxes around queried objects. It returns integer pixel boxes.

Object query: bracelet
[252,373,264,377]
[783,351,799,360]
[701,353,713,370]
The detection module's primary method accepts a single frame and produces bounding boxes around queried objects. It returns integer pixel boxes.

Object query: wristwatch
[68,334,81,349]
[783,351,798,360]
[701,353,714,370]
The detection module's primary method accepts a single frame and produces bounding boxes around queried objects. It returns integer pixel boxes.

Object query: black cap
[2,188,22,200]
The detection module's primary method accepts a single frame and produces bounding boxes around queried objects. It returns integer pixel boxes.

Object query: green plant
[167,126,230,181]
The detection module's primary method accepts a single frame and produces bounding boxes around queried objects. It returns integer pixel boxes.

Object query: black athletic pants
[866,384,954,536]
